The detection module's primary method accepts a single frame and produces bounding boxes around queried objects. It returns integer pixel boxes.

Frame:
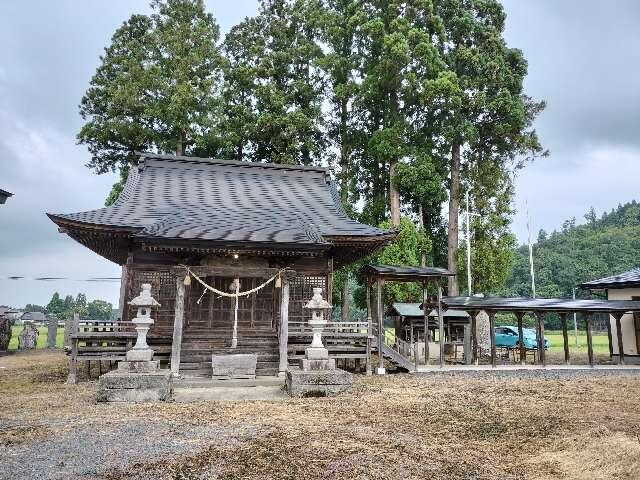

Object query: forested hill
[502,201,640,298]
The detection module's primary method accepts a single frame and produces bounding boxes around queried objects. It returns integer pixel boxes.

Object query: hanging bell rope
[180,265,287,298]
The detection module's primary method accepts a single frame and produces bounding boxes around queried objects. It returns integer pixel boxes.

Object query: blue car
[495,325,550,350]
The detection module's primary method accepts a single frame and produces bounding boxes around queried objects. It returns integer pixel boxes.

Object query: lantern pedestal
[97,284,172,403]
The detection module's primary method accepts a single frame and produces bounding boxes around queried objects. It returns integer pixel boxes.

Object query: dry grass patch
[3,351,640,479]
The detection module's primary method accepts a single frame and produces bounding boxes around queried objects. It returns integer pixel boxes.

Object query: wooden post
[614,312,625,365]
[471,311,478,365]
[423,283,430,365]
[117,264,129,321]
[437,283,445,368]
[585,313,595,367]
[516,312,526,365]
[606,314,613,359]
[376,279,385,374]
[488,310,496,368]
[365,281,372,375]
[278,278,290,376]
[170,276,186,375]
[66,313,79,384]
[539,313,546,366]
[410,322,417,372]
[561,312,570,365]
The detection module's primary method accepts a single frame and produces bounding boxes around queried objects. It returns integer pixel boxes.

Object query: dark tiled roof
[441,296,640,313]
[579,268,640,290]
[0,188,12,204]
[48,153,392,246]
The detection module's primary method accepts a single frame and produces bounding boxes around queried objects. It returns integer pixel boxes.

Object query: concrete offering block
[212,354,257,379]
[96,371,172,403]
[286,367,354,397]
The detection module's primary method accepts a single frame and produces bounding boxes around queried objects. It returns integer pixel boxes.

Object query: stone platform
[285,367,353,397]
[97,361,172,402]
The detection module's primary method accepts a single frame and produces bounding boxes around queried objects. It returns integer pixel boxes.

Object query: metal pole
[526,200,536,298]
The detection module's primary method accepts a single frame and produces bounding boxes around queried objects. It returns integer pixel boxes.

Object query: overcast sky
[1,0,639,308]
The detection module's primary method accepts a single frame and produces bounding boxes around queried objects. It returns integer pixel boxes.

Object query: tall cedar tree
[431,0,545,294]
[77,0,223,204]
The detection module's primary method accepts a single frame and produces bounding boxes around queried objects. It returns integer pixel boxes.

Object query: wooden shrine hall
[48,153,396,378]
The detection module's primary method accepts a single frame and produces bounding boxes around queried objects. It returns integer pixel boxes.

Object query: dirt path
[2,351,640,480]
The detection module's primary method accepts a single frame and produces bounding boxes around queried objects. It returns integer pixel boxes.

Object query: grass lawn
[1,350,639,479]
[545,330,610,354]
[7,326,65,350]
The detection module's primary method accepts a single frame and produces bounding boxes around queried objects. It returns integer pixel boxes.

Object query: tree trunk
[176,133,184,156]
[339,98,349,205]
[448,142,461,295]
[390,160,400,228]
[418,204,426,267]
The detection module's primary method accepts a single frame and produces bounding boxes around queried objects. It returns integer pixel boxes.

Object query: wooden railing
[288,321,369,337]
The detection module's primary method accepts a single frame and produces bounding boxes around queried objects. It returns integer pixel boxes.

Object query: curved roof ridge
[136,152,329,175]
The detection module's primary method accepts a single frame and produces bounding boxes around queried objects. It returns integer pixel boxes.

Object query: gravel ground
[2,417,255,480]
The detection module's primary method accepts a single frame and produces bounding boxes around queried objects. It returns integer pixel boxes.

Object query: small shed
[581,268,640,363]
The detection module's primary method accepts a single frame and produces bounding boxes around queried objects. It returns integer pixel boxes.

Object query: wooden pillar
[606,315,614,359]
[488,310,496,368]
[376,279,385,374]
[437,283,445,368]
[535,312,546,366]
[117,264,129,321]
[278,278,290,376]
[560,312,570,365]
[516,312,526,365]
[66,313,79,384]
[614,312,625,365]
[365,281,372,375]
[471,311,478,365]
[423,282,430,365]
[585,313,595,367]
[170,276,186,375]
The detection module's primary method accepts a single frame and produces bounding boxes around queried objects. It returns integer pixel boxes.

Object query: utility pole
[464,191,480,296]
[526,200,536,298]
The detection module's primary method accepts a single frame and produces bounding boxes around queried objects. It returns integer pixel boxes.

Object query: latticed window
[288,274,328,325]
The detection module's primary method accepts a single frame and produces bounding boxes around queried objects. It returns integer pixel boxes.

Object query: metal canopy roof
[389,302,469,318]
[579,268,640,290]
[362,265,455,282]
[441,296,640,314]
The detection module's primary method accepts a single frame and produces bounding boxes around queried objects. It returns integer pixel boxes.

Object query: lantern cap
[128,283,161,307]
[304,287,332,309]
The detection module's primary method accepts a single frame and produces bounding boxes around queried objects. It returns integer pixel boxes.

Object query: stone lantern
[126,283,161,362]
[286,287,353,397]
[301,287,333,370]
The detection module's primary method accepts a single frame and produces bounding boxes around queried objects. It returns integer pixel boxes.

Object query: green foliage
[503,201,640,298]
[78,0,224,202]
[45,292,112,320]
[23,304,46,313]
[87,300,114,321]
[375,217,431,304]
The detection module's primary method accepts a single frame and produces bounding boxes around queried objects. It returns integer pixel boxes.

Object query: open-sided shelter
[48,153,395,377]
